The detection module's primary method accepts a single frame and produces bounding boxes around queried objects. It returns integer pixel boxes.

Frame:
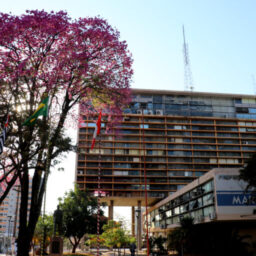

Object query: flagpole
[97,117,102,256]
[142,111,149,256]
[41,102,51,256]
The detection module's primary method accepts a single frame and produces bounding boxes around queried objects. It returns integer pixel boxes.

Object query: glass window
[202,180,213,192]
[202,193,214,206]
[115,149,124,154]
[174,207,180,215]
[128,170,139,175]
[153,95,163,103]
[140,124,149,128]
[249,108,256,114]
[235,98,242,104]
[114,171,129,176]
[203,206,215,217]
[129,150,140,155]
[195,171,205,177]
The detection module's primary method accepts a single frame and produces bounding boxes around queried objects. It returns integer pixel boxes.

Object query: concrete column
[131,206,135,237]
[108,200,114,220]
[137,200,142,250]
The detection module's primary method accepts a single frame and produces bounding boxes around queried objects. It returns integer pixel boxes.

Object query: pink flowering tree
[0,10,132,256]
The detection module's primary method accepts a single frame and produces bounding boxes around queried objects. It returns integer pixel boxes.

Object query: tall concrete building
[0,184,20,238]
[76,89,256,209]
[0,179,32,252]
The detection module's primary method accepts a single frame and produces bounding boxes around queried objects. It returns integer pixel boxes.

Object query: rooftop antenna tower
[183,25,194,91]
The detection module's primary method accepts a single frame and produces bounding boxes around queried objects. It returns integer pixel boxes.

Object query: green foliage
[59,186,105,253]
[100,220,131,249]
[154,236,167,253]
[33,214,54,246]
[148,236,167,255]
[239,153,256,191]
[167,220,254,256]
[167,217,194,254]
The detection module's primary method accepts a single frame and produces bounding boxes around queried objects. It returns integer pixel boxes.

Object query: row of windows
[80,136,256,145]
[81,146,256,156]
[148,180,215,228]
[80,118,256,127]
[79,169,206,177]
[80,125,256,133]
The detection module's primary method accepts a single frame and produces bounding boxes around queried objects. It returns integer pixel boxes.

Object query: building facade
[0,179,32,253]
[76,89,256,207]
[145,168,256,234]
[0,184,20,238]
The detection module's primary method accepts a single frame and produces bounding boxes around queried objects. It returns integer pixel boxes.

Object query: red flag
[0,115,9,155]
[91,112,102,150]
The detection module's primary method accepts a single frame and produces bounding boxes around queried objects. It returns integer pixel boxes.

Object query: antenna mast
[183,25,194,91]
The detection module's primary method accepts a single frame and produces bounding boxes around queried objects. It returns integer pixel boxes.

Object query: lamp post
[135,209,141,252]
[7,216,12,255]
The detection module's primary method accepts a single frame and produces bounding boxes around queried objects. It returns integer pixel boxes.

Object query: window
[114,171,129,176]
[129,149,140,155]
[203,206,215,217]
[115,149,124,155]
[174,207,180,215]
[203,193,214,206]
[202,180,213,193]
[235,98,242,104]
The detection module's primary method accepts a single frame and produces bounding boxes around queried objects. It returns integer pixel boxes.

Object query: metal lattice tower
[183,25,194,91]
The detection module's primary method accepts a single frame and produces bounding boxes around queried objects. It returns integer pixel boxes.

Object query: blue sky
[2,0,256,217]
[2,0,256,95]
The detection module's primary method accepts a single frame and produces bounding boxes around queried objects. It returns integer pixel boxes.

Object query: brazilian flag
[22,96,49,126]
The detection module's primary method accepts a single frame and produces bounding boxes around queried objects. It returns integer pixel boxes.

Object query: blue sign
[217,192,256,206]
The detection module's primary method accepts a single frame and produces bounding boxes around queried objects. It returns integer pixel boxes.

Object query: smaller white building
[146,168,256,234]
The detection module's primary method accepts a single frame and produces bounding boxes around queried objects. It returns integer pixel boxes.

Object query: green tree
[32,214,54,254]
[101,220,131,256]
[239,153,256,191]
[167,217,195,255]
[59,187,105,253]
[168,220,253,256]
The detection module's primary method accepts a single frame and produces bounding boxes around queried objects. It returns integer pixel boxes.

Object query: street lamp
[7,216,12,255]
[135,209,141,252]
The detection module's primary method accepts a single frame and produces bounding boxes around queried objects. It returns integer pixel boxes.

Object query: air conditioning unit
[137,109,142,114]
[156,109,163,115]
[148,110,153,115]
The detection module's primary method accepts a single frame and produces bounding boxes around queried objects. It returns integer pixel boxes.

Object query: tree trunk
[16,95,71,256]
[17,169,30,256]
[72,242,79,253]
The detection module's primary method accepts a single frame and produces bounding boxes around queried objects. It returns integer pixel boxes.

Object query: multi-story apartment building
[76,89,256,209]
